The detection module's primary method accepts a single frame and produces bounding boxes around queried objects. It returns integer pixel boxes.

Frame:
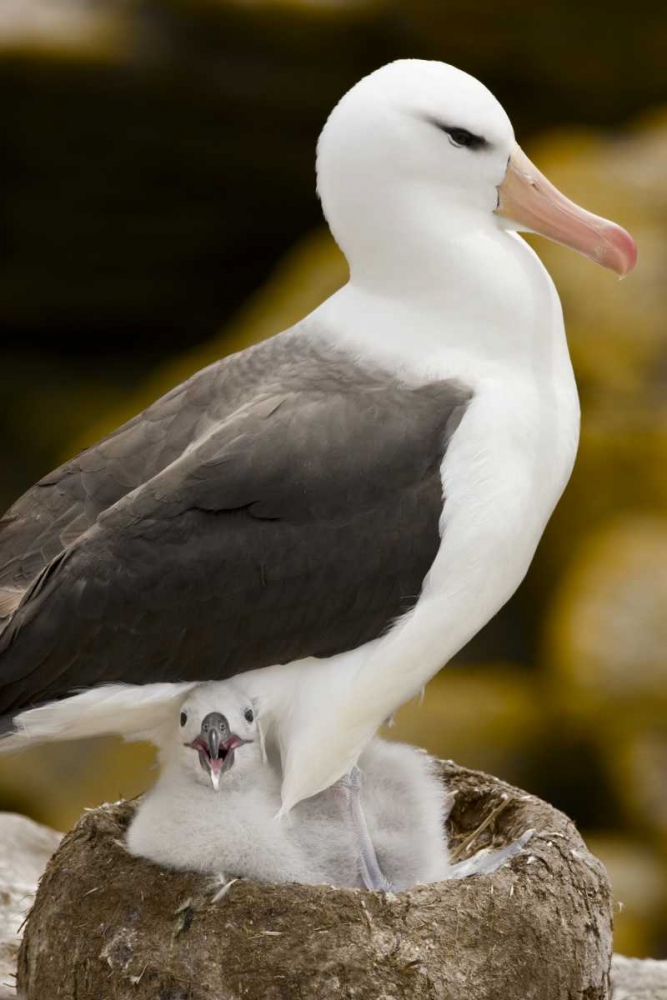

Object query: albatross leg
[338,766,394,892]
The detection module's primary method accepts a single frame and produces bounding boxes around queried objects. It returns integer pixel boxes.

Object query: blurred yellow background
[0,0,665,960]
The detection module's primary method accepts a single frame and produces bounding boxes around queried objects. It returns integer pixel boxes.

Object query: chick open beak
[187,712,251,791]
[496,143,637,276]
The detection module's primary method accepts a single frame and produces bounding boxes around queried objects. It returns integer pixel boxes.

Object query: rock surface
[0,813,61,999]
[18,762,613,1000]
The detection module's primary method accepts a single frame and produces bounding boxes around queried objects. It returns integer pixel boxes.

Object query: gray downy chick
[126,680,453,889]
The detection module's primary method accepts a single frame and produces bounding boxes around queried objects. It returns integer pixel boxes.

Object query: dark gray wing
[0,364,224,612]
[0,340,291,611]
[0,335,471,715]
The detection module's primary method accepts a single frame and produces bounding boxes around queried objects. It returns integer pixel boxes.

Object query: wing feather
[0,682,193,750]
[0,360,227,597]
[0,333,472,716]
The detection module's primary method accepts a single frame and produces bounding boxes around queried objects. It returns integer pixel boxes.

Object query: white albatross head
[172,681,263,792]
[316,59,636,284]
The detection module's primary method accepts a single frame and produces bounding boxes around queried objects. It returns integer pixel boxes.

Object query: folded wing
[0,334,471,718]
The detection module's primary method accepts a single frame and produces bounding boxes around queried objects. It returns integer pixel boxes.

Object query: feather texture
[0,682,194,751]
[0,332,471,716]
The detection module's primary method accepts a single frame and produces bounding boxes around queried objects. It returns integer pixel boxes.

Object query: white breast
[255,235,581,813]
[431,358,580,619]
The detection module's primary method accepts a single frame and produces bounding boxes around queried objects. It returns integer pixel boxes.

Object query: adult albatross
[0,60,636,812]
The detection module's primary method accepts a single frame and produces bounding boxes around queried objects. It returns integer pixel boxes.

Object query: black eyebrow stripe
[432,121,490,151]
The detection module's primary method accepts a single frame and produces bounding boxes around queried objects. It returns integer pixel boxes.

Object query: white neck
[314,211,569,385]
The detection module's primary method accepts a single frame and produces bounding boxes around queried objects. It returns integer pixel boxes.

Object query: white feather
[0,682,195,751]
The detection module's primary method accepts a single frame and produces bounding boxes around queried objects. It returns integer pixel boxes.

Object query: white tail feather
[0,683,195,751]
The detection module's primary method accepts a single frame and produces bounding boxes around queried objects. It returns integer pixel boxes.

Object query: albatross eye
[244,708,254,723]
[180,711,187,727]
[438,124,488,151]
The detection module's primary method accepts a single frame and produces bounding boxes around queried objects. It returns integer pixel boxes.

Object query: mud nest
[18,761,613,1000]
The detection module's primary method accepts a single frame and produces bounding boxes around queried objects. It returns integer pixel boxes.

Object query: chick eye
[439,124,488,151]
[180,711,187,727]
[244,708,254,723]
